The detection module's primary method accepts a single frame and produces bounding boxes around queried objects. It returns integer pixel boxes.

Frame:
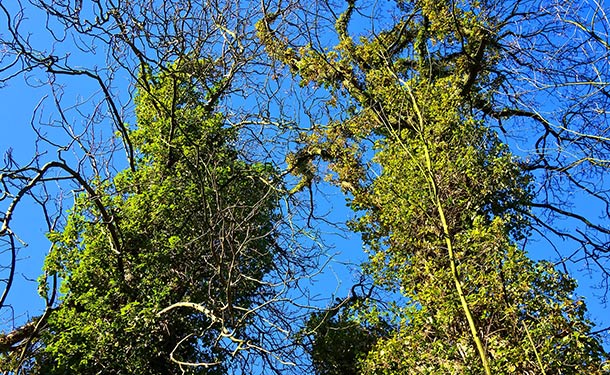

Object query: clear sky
[1,0,609,360]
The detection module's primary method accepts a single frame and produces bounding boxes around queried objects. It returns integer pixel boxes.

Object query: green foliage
[36,62,281,373]
[1,1,609,373]
[261,0,610,373]
[302,300,393,375]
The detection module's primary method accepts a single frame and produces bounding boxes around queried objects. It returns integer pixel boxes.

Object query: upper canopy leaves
[36,62,282,374]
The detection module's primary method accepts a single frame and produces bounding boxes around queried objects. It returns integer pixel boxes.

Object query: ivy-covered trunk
[259,0,610,373]
[38,62,280,374]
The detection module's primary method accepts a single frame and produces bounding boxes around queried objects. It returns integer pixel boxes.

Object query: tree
[258,0,610,372]
[299,283,393,375]
[0,1,317,373]
[1,59,282,373]
[2,0,610,373]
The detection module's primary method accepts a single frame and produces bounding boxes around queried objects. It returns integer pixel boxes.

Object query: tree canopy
[1,0,610,374]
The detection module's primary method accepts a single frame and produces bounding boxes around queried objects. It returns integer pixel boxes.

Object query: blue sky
[1,0,609,366]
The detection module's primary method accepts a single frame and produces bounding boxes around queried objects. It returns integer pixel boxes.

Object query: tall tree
[1,60,282,373]
[259,0,610,372]
[1,1,317,373]
[1,0,610,373]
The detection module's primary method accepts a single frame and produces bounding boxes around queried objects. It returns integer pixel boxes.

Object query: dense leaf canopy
[1,0,610,374]
[29,64,280,373]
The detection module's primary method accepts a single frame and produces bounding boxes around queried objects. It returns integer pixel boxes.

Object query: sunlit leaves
[260,0,609,373]
[37,64,280,373]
